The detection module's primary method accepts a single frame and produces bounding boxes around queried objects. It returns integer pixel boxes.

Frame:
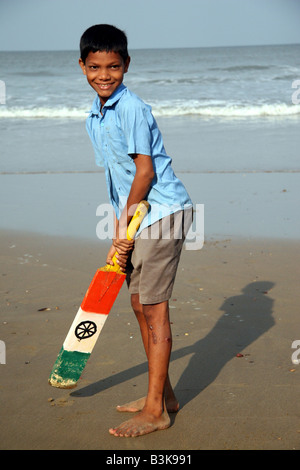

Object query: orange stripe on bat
[81,270,126,315]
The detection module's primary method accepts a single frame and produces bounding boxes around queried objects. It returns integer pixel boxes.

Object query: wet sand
[1,229,300,450]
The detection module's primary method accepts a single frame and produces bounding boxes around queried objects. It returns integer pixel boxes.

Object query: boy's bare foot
[116,396,179,413]
[109,410,171,437]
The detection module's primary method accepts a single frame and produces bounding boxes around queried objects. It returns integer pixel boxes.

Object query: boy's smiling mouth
[97,83,113,89]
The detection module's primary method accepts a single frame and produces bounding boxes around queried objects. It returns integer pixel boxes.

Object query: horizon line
[0,42,299,53]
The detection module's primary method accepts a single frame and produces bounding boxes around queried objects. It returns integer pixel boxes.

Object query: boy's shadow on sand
[71,281,275,410]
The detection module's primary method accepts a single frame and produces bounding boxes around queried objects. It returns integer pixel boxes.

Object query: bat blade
[48,270,126,388]
[48,200,149,389]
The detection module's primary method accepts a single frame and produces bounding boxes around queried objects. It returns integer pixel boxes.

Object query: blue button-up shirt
[86,83,192,234]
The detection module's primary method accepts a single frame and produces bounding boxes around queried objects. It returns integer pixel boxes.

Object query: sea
[0,44,300,241]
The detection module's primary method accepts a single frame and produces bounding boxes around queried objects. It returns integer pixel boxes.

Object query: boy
[79,24,193,437]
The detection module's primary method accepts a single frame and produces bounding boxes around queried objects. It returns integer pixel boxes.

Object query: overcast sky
[1,0,300,51]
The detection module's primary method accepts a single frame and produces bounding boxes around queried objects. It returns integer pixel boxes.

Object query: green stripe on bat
[48,347,90,388]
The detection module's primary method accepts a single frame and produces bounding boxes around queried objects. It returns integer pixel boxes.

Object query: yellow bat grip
[103,201,150,273]
[126,200,150,241]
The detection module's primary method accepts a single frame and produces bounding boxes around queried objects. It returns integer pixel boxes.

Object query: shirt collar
[89,83,127,117]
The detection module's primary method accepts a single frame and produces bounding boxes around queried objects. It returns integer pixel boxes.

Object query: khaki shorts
[126,208,192,305]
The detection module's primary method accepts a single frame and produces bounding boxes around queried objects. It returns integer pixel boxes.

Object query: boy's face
[79,51,130,106]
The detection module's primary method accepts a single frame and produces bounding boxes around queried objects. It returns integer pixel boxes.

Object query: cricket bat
[48,200,149,389]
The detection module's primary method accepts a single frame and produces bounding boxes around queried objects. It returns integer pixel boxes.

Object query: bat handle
[102,201,150,273]
[127,200,150,241]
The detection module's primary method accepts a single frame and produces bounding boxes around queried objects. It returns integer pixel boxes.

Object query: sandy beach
[1,44,300,452]
[1,229,300,450]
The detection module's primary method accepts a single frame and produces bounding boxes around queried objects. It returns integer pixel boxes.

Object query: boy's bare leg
[116,375,179,413]
[116,294,179,413]
[109,299,174,437]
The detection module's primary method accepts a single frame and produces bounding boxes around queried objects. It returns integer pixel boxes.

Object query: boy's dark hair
[80,24,129,64]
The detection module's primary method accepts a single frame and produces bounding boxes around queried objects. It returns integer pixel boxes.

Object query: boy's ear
[124,56,130,73]
[79,58,86,75]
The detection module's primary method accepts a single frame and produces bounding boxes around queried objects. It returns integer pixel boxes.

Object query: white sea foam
[1,102,299,119]
[152,101,300,118]
[0,106,88,119]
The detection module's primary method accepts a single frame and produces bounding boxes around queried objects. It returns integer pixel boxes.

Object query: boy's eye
[88,65,120,70]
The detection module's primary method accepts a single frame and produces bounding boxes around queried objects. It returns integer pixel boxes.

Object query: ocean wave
[1,102,300,119]
[152,102,300,118]
[208,65,272,73]
[0,107,88,119]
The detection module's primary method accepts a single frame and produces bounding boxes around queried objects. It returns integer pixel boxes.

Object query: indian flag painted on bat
[48,201,149,389]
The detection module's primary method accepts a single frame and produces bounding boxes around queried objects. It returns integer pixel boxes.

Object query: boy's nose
[98,69,110,80]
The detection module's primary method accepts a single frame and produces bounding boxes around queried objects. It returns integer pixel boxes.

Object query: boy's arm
[118,153,154,237]
[112,154,154,270]
[106,211,134,270]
